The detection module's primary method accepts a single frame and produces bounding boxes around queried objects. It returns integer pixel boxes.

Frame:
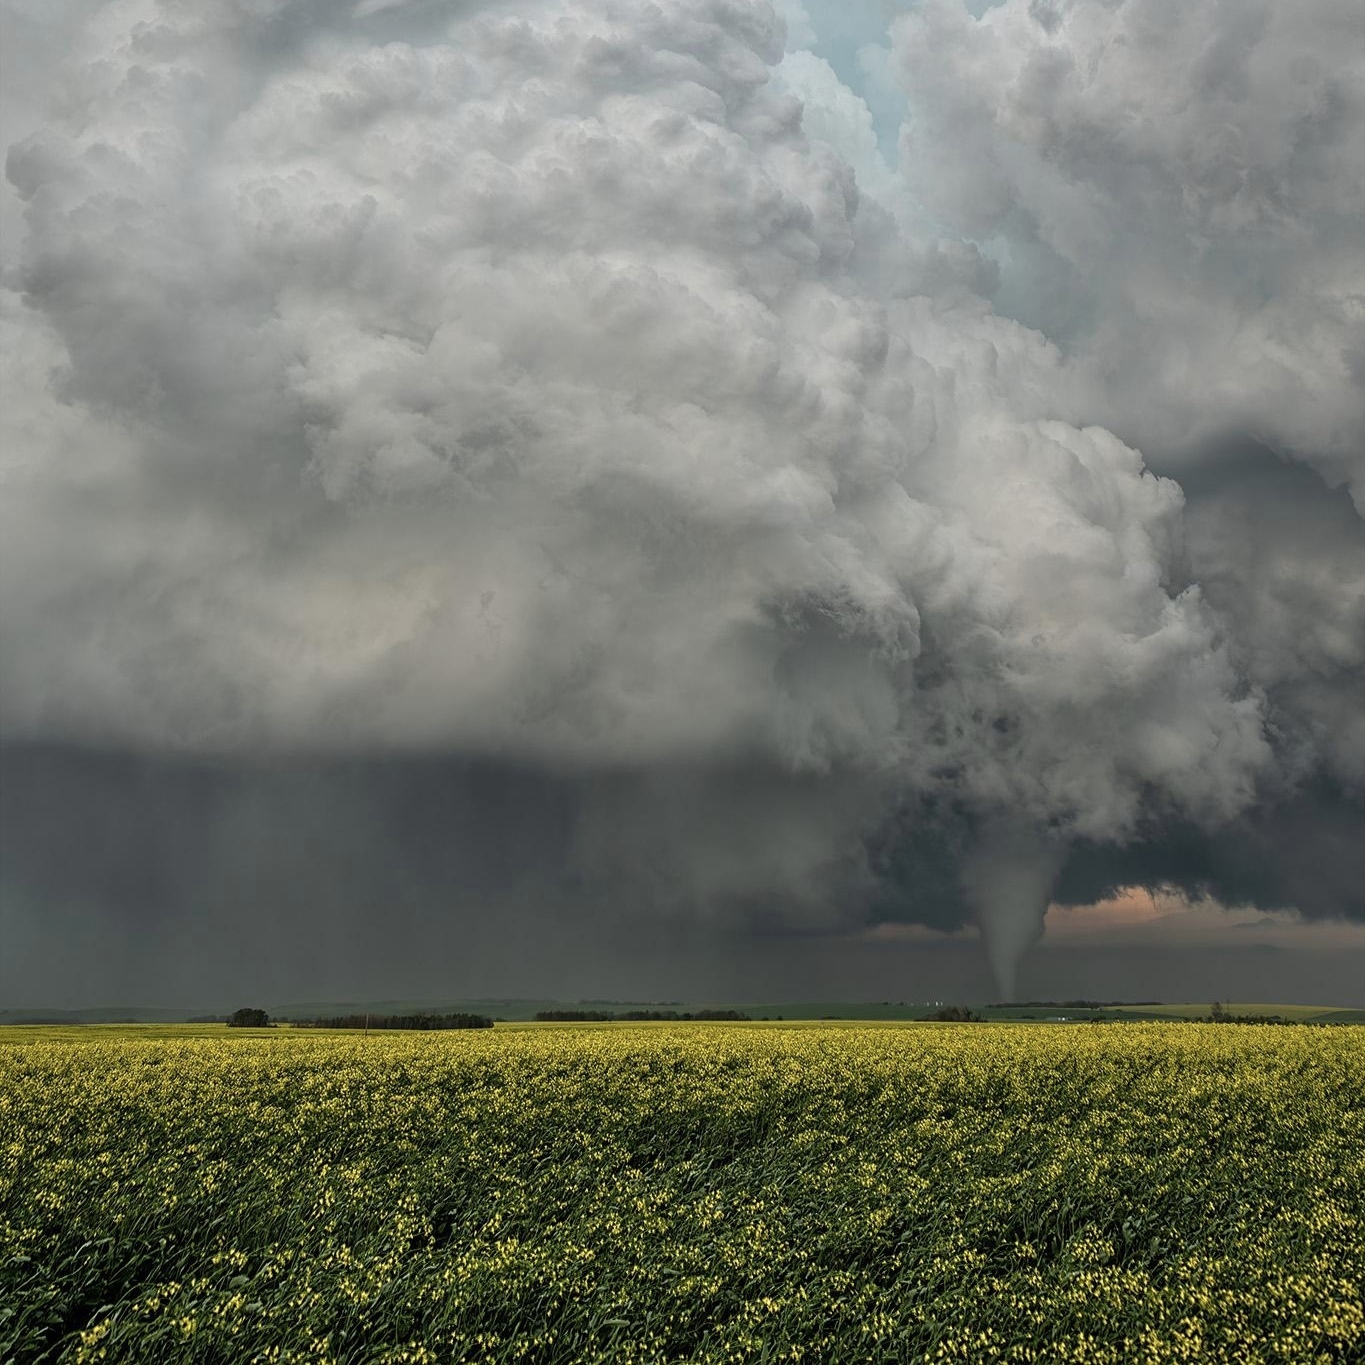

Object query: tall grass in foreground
[3,1024,1362,1363]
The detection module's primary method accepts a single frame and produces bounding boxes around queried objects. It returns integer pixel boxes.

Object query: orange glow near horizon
[863,888,1365,950]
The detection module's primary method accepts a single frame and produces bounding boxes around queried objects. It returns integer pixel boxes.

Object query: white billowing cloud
[771,0,816,51]
[893,0,1365,499]
[0,0,1299,971]
[774,48,891,203]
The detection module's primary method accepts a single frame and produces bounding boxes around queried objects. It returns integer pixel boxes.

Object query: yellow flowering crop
[2,1023,1361,1363]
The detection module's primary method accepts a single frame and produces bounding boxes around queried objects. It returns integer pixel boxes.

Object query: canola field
[3,1025,1363,1364]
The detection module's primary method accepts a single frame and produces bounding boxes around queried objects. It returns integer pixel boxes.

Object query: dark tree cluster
[227,1008,271,1028]
[924,1005,984,1022]
[1201,1003,1315,1026]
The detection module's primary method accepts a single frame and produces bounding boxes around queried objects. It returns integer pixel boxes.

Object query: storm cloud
[1,0,1360,1003]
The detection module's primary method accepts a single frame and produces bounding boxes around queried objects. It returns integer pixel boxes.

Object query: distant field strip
[3,1025,1363,1363]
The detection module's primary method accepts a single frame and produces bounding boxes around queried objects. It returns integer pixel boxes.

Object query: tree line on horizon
[227,1009,493,1030]
[534,1008,751,1022]
[294,1012,494,1030]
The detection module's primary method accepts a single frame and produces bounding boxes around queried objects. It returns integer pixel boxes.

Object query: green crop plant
[3,1024,1362,1363]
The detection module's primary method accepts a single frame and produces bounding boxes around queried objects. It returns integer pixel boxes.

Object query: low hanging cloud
[0,0,1360,998]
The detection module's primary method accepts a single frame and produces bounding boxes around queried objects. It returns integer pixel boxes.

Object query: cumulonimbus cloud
[889,0,1365,904]
[0,0,1359,990]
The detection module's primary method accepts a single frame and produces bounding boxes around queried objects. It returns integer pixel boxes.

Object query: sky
[0,0,1361,1009]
